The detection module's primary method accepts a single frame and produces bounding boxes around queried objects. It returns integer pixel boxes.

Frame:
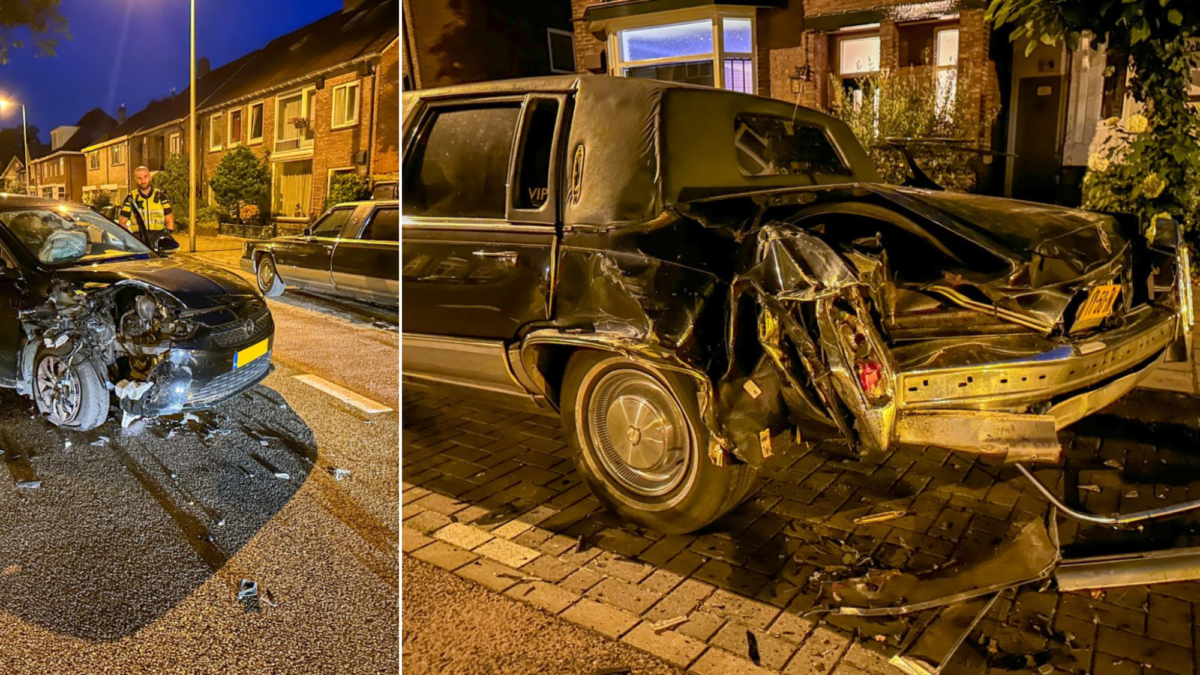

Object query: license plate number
[234,339,269,369]
[1073,284,1121,331]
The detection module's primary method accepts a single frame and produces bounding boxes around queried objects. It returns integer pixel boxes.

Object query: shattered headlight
[136,294,157,322]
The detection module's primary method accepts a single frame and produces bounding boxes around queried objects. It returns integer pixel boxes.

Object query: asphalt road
[0,250,400,674]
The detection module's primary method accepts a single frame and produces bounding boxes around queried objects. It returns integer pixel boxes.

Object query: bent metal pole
[1016,463,1200,525]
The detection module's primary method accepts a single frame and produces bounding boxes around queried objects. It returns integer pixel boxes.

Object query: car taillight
[857,360,882,396]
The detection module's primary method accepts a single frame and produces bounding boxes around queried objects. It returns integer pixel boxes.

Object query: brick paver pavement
[403,381,1200,675]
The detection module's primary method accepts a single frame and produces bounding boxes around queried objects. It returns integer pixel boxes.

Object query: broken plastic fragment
[742,379,762,399]
[15,480,40,489]
[1077,484,1101,493]
[114,379,154,401]
[182,412,200,424]
[237,579,258,601]
[121,412,140,428]
[330,467,350,481]
[854,510,906,525]
[650,616,688,633]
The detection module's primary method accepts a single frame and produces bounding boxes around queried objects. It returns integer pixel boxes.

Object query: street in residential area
[0,237,399,673]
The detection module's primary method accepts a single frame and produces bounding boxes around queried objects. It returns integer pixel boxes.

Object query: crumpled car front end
[18,258,275,425]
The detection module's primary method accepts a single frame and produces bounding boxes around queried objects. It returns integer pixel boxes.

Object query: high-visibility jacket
[120,188,173,232]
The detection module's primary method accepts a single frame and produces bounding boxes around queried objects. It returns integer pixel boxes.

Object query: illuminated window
[611,11,757,94]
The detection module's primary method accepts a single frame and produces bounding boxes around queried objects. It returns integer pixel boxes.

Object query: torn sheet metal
[814,519,1059,617]
[890,593,998,675]
[1056,547,1200,591]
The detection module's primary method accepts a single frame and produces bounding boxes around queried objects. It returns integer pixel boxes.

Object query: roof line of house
[30,150,84,163]
[198,51,383,114]
[81,135,130,153]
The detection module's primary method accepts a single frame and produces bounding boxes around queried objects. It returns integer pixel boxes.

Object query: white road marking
[293,374,393,414]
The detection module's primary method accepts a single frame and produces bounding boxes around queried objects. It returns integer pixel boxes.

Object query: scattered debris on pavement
[330,467,350,481]
[814,519,1059,617]
[237,579,258,601]
[853,510,906,525]
[650,616,688,634]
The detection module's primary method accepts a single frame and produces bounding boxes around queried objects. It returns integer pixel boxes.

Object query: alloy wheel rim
[587,370,689,497]
[36,355,81,425]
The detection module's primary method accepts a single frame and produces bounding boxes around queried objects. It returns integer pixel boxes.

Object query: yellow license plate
[1077,284,1121,322]
[234,339,269,369]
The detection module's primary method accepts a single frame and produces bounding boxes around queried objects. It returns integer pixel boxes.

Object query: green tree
[154,154,190,223]
[986,0,1200,234]
[208,146,269,224]
[0,0,68,63]
[324,171,370,210]
[85,189,111,209]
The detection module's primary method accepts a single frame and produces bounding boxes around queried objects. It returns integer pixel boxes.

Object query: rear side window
[515,99,559,210]
[402,104,521,219]
[313,208,354,237]
[734,114,850,178]
[361,207,399,241]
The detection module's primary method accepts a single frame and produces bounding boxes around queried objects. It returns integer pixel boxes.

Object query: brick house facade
[84,137,131,203]
[29,152,86,202]
[572,1,998,132]
[199,64,379,222]
[373,38,401,179]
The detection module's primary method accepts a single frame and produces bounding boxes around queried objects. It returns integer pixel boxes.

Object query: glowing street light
[0,99,29,196]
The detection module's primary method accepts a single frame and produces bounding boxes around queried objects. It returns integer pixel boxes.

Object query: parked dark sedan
[240,200,398,307]
[0,195,274,430]
[401,76,1193,534]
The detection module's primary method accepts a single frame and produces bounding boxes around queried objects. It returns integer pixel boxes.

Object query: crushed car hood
[53,256,259,308]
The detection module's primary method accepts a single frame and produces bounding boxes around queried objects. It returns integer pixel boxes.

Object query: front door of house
[1012,76,1063,203]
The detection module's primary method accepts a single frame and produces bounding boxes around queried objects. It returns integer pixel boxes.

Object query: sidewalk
[176,234,247,271]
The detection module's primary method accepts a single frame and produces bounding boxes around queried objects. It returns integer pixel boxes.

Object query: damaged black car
[0,197,274,430]
[401,76,1192,534]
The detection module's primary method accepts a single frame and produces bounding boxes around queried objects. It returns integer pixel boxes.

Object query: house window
[611,11,757,94]
[934,27,960,114]
[210,113,223,151]
[548,28,576,73]
[837,33,881,77]
[275,88,315,153]
[228,108,244,146]
[111,144,125,166]
[248,102,264,144]
[273,159,313,218]
[57,186,65,200]
[332,81,360,128]
[169,133,182,156]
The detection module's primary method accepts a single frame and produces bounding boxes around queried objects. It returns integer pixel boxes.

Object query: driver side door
[272,206,357,293]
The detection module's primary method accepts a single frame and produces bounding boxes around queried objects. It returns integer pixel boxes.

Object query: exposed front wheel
[561,351,758,534]
[256,255,286,297]
[33,348,109,431]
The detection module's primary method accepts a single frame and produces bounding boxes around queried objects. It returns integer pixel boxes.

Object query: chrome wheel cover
[257,258,275,289]
[36,355,82,425]
[587,369,689,497]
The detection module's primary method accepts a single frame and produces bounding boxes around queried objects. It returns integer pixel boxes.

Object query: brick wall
[84,141,130,200]
[571,0,606,73]
[200,64,378,222]
[374,39,400,178]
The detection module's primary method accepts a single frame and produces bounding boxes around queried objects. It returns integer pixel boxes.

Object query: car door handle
[473,250,518,267]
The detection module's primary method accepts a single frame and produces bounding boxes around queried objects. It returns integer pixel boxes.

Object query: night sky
[0,0,343,140]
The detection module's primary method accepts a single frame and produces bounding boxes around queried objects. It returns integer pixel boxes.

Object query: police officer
[119,166,175,249]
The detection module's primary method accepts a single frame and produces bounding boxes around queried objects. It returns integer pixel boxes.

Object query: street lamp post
[188,0,196,253]
[0,100,30,196]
